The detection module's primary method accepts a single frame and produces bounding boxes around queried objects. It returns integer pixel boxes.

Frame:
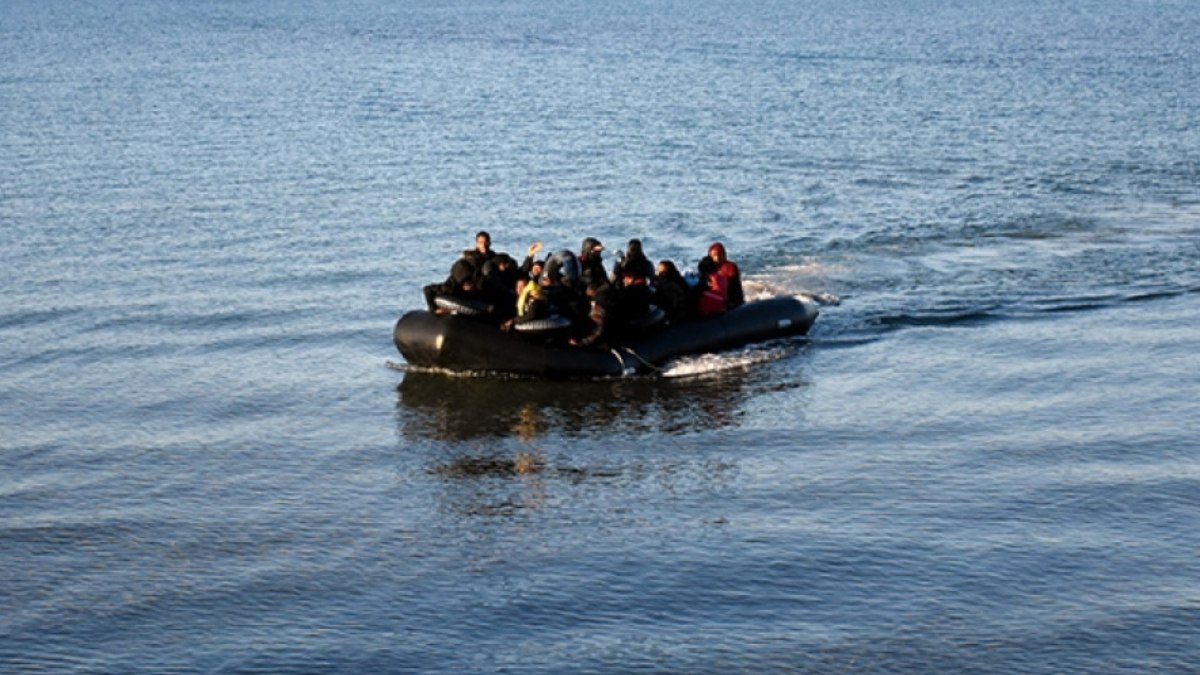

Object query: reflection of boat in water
[396,355,813,522]
[395,367,768,442]
[393,295,818,378]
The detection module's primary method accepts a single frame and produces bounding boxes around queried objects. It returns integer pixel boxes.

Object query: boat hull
[393,295,818,377]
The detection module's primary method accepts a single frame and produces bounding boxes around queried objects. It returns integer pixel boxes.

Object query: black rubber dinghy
[393,295,818,378]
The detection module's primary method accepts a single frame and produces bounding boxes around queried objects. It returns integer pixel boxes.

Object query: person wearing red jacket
[695,256,730,316]
[705,242,744,309]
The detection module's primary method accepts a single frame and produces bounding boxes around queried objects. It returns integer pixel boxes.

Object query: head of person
[581,237,604,260]
[657,260,677,277]
[530,259,545,278]
[708,242,727,264]
[627,238,644,257]
[475,231,492,254]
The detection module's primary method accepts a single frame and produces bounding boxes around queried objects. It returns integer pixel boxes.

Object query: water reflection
[394,364,811,519]
[394,369,758,442]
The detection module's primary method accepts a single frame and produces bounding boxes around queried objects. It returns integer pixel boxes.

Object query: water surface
[2,1,1199,672]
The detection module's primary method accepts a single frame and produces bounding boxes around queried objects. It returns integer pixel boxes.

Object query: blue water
[3,1,1199,673]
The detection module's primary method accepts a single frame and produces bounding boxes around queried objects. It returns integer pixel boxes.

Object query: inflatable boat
[393,295,818,377]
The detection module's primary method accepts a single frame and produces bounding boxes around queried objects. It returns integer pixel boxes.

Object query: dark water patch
[431,452,625,484]
[2,324,326,371]
[0,306,88,332]
[394,368,772,441]
[874,306,1001,331]
[1027,293,1125,314]
[186,325,376,356]
[277,266,389,289]
[0,644,97,675]
[83,305,263,334]
[0,441,65,470]
[0,515,143,548]
[1040,475,1200,531]
[962,212,1099,243]
[433,453,544,479]
[851,175,919,190]
[1125,286,1200,303]
[1108,157,1200,187]
[75,305,376,354]
[1,340,181,371]
[808,335,883,351]
[1025,286,1200,315]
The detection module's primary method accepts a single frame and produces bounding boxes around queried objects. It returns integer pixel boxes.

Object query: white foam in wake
[660,345,790,378]
[743,279,840,306]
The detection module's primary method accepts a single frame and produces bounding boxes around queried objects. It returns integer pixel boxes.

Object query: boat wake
[743,278,841,307]
[661,344,795,379]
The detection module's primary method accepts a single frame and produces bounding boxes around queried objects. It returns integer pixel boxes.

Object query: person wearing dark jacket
[479,254,519,321]
[424,255,482,312]
[579,237,607,289]
[653,259,690,323]
[570,280,617,347]
[461,231,496,288]
[423,231,496,312]
[612,239,654,287]
[540,249,589,326]
[611,238,654,320]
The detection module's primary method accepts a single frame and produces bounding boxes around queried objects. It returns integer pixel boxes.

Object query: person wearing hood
[479,253,519,321]
[695,255,730,316]
[539,249,589,325]
[612,238,654,287]
[611,238,655,321]
[653,259,690,323]
[704,242,744,309]
[579,237,607,289]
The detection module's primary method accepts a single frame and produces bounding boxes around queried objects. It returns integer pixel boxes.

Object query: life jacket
[517,280,543,318]
[707,242,743,307]
[696,272,729,316]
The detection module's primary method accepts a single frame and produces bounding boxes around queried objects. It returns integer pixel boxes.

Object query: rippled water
[3,1,1199,673]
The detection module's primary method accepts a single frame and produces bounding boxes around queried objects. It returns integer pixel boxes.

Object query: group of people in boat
[422,231,744,346]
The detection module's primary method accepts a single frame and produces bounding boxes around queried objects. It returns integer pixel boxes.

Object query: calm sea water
[3,1,1199,673]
